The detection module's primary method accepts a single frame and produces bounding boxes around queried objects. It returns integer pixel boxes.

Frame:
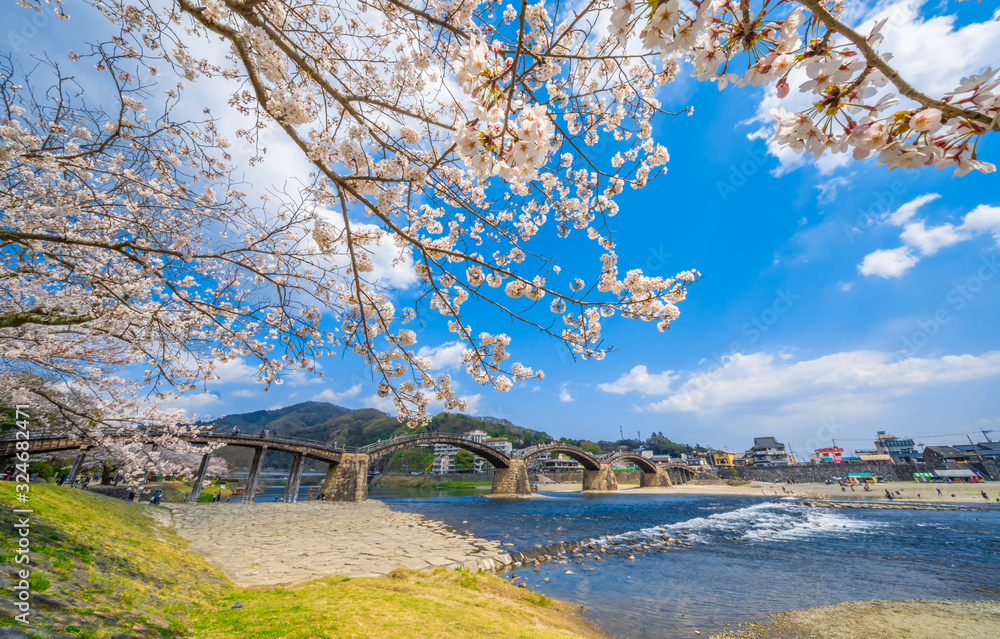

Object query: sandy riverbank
[167,500,514,586]
[539,480,1000,505]
[711,599,1000,639]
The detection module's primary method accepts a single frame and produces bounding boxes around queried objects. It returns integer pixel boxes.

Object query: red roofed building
[809,447,845,464]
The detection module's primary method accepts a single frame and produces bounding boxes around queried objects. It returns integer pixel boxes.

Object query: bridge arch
[666,465,697,484]
[604,453,659,474]
[362,434,511,469]
[515,444,602,471]
[184,434,344,464]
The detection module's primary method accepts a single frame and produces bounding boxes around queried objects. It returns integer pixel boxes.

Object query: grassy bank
[0,484,608,639]
[370,474,493,488]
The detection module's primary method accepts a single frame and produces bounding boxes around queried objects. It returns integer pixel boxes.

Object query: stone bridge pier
[640,467,673,488]
[320,453,370,502]
[582,463,618,492]
[491,459,530,496]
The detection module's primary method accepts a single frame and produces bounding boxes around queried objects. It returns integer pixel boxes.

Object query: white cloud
[559,387,574,403]
[859,195,1000,278]
[598,365,677,395]
[816,175,851,204]
[964,204,1000,234]
[359,390,483,416]
[750,1,1000,174]
[899,220,966,256]
[416,341,466,371]
[460,393,483,414]
[361,394,396,413]
[208,357,259,384]
[162,391,223,417]
[231,389,256,398]
[865,1,1000,98]
[859,246,919,278]
[313,384,363,403]
[888,193,940,226]
[623,350,1000,417]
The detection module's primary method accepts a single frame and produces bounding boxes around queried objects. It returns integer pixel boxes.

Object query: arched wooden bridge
[2,430,703,503]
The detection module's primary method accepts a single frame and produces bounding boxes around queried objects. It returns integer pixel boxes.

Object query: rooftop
[752,437,783,448]
[924,446,967,457]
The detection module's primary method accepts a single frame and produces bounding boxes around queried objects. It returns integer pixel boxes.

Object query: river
[251,485,1000,638]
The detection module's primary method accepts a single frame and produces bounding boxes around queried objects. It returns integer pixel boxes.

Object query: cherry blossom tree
[1,47,338,476]
[3,0,998,476]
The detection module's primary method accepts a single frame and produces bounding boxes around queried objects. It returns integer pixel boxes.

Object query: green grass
[192,569,602,639]
[0,484,607,639]
[439,479,493,488]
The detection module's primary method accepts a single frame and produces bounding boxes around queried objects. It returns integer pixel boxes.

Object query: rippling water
[375,489,1000,639]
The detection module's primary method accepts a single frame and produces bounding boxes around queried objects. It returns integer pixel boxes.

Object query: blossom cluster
[612,0,996,175]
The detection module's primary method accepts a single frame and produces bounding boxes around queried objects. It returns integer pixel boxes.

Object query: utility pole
[619,425,624,443]
[983,430,994,443]
[968,434,993,481]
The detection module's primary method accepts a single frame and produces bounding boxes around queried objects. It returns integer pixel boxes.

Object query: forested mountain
[201,402,555,449]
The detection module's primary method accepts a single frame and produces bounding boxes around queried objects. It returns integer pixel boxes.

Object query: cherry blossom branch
[797,0,996,129]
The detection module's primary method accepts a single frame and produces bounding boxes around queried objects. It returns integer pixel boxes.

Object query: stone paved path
[167,500,511,586]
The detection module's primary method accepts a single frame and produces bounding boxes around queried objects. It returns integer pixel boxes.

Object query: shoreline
[539,479,1000,509]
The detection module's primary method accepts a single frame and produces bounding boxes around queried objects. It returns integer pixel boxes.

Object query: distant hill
[200,402,556,470]
[202,401,353,436]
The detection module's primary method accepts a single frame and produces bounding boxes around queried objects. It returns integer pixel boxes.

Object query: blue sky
[8,1,1000,459]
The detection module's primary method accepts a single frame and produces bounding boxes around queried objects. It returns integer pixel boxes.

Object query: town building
[954,442,1000,461]
[923,445,970,464]
[854,450,893,463]
[681,452,711,467]
[745,437,792,467]
[927,462,984,482]
[539,455,584,471]
[711,450,737,467]
[431,429,511,474]
[809,447,845,464]
[874,431,922,464]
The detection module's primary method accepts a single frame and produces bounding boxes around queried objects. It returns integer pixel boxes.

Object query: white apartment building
[431,429,512,474]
